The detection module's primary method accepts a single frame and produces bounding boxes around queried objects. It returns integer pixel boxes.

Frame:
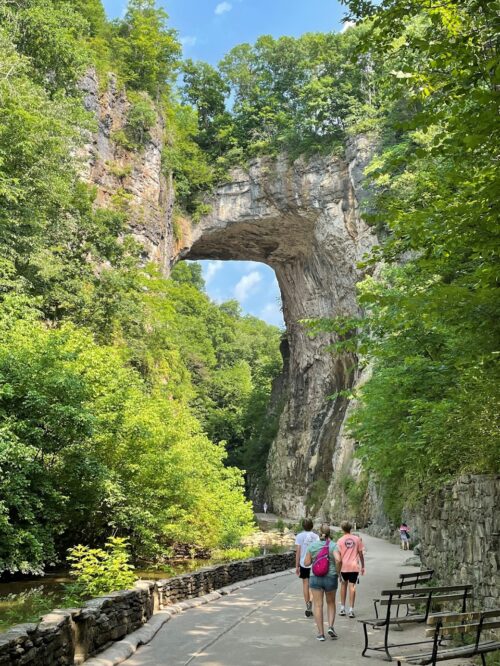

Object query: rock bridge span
[176,141,376,517]
[81,72,375,517]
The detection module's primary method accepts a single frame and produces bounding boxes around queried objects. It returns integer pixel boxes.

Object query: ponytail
[319,522,331,540]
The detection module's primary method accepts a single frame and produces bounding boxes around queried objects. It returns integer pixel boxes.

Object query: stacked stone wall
[0,552,294,666]
[410,474,499,609]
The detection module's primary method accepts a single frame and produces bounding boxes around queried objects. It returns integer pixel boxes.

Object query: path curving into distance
[109,534,471,666]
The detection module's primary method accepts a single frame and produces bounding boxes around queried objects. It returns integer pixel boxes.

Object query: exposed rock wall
[179,138,377,517]
[410,475,499,609]
[79,70,174,270]
[0,553,294,666]
[80,72,379,520]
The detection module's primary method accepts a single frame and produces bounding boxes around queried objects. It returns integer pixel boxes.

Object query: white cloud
[234,270,262,302]
[237,260,261,273]
[180,35,197,48]
[260,301,284,327]
[203,260,224,285]
[340,20,356,33]
[215,1,232,15]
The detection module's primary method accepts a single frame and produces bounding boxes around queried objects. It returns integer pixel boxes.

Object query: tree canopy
[308,0,499,521]
[0,0,283,574]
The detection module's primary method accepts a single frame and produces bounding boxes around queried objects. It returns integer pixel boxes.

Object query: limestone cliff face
[79,69,174,270]
[178,139,378,518]
[82,73,378,520]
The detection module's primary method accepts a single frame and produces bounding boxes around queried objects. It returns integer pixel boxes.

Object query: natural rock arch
[175,139,376,518]
[81,73,375,517]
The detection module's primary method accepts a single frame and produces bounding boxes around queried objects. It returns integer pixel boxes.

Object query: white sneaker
[348,609,355,618]
[339,606,346,616]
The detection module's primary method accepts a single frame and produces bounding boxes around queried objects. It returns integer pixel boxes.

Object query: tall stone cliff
[82,71,378,520]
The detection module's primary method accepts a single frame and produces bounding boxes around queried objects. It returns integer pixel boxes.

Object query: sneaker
[316,634,326,641]
[305,601,313,618]
[339,606,346,616]
[348,609,355,618]
[327,626,338,640]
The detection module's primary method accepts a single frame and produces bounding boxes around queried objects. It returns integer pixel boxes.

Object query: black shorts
[341,571,359,584]
[299,566,311,579]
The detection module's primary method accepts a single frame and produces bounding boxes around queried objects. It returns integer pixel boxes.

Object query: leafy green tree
[68,0,107,37]
[0,0,283,578]
[112,0,181,98]
[311,0,500,520]
[181,59,238,165]
[217,29,377,157]
[0,0,91,93]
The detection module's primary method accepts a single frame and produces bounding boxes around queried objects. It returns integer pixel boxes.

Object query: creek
[0,533,294,632]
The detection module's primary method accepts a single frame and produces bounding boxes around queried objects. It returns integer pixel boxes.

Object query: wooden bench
[393,608,500,665]
[374,570,435,619]
[360,584,473,661]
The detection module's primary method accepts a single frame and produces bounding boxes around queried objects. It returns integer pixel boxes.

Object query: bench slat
[361,615,426,626]
[427,608,500,625]
[435,620,500,637]
[381,596,429,606]
[381,592,470,606]
[381,584,472,595]
[394,641,500,664]
[399,577,433,588]
[399,570,434,579]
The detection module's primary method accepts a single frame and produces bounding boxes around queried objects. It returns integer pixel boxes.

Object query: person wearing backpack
[304,523,341,642]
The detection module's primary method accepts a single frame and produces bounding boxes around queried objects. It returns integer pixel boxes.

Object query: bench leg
[362,623,370,657]
[480,655,486,666]
[383,622,393,661]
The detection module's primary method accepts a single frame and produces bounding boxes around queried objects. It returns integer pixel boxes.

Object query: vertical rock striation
[178,138,377,517]
[81,73,377,518]
[79,69,174,270]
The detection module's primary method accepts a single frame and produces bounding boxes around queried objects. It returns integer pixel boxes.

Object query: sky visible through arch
[102,0,348,326]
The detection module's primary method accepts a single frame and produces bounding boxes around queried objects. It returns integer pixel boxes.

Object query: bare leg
[349,582,357,609]
[312,589,324,635]
[302,578,311,605]
[340,579,347,606]
[326,590,336,627]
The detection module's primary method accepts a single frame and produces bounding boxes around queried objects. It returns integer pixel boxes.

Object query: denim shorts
[309,574,338,592]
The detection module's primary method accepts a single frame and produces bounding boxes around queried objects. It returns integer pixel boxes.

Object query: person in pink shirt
[336,520,365,618]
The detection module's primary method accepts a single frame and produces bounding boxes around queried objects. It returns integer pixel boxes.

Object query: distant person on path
[263,502,268,514]
[304,523,341,641]
[337,521,365,619]
[295,518,319,618]
[399,522,411,550]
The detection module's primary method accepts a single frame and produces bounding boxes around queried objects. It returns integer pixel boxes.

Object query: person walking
[295,518,319,617]
[337,521,365,619]
[304,523,341,641]
[399,522,410,550]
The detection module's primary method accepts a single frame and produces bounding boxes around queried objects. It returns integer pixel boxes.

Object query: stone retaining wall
[410,474,499,609]
[0,552,294,666]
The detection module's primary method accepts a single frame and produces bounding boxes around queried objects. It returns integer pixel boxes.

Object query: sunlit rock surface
[179,139,377,518]
[82,71,378,520]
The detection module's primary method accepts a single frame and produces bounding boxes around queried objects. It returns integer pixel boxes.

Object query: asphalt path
[123,533,472,666]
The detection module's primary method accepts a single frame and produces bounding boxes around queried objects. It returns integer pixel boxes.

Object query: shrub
[66,537,136,598]
[125,93,157,147]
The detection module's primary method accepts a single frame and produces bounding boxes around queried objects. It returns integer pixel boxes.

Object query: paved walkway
[124,533,470,666]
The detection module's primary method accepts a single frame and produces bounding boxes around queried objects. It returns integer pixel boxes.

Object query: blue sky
[102,0,348,326]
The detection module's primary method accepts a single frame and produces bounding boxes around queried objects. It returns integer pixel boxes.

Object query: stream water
[0,542,293,632]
